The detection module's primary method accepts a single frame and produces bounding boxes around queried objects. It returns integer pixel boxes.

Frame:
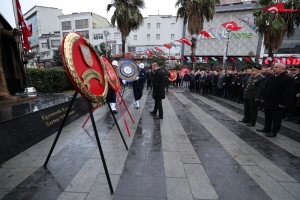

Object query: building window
[156,34,160,40]
[62,21,71,30]
[171,34,175,40]
[114,32,121,39]
[147,34,150,40]
[171,23,175,29]
[50,40,60,47]
[76,31,89,39]
[62,32,69,37]
[134,35,137,40]
[147,23,151,29]
[157,23,160,29]
[94,33,103,40]
[26,14,38,34]
[75,19,89,29]
[42,43,48,48]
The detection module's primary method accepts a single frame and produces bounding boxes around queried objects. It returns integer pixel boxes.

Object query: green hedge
[27,68,73,93]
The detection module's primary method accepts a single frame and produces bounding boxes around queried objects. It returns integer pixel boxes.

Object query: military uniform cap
[289,66,300,71]
[252,65,261,71]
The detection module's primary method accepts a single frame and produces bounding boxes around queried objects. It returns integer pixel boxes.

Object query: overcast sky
[1,0,178,27]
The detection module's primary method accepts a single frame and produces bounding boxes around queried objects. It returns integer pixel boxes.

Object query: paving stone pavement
[1,88,300,200]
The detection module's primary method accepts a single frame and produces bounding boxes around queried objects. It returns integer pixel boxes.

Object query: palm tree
[175,0,219,70]
[107,0,145,58]
[254,0,300,66]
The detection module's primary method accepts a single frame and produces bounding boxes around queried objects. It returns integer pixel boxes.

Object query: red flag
[221,21,243,32]
[181,56,186,60]
[16,0,31,51]
[231,57,235,62]
[193,56,197,63]
[175,39,183,43]
[263,2,297,13]
[181,37,191,46]
[155,46,163,52]
[199,31,211,38]
[27,24,32,34]
[163,44,172,49]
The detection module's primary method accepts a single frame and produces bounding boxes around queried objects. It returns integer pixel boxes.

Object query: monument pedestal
[0,93,88,164]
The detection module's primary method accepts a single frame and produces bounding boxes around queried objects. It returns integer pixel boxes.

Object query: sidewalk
[1,88,300,200]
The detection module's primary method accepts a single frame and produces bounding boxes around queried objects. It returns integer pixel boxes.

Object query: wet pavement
[0,88,300,200]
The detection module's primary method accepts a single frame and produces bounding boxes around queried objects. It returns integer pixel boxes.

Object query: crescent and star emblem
[81,69,103,90]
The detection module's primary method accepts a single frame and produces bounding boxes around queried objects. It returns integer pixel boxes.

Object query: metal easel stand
[43,91,114,194]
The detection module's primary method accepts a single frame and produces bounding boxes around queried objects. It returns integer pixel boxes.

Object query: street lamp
[222,29,231,70]
[103,30,109,57]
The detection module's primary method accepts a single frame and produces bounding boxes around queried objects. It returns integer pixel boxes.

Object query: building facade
[24,6,63,63]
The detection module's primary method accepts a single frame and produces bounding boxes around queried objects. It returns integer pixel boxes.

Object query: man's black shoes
[256,128,270,133]
[238,120,249,123]
[246,123,255,127]
[265,132,277,137]
[153,116,163,119]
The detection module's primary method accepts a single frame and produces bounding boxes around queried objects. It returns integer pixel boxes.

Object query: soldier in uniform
[239,65,266,127]
[256,63,294,137]
[132,63,146,109]
[284,66,300,121]
[106,60,119,113]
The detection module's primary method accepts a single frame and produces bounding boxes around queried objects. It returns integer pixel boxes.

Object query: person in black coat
[222,70,232,98]
[146,68,153,90]
[211,71,219,95]
[202,71,211,94]
[285,67,300,121]
[150,63,165,119]
[256,63,295,137]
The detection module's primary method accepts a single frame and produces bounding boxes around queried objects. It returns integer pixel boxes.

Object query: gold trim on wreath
[63,32,108,104]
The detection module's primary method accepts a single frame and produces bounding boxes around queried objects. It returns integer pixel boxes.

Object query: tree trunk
[191,37,197,70]
[122,34,126,58]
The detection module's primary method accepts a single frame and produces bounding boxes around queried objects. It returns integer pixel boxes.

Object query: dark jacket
[183,74,190,81]
[202,74,211,86]
[212,75,219,86]
[189,74,195,82]
[153,68,165,100]
[146,71,153,81]
[222,74,232,89]
[263,72,294,109]
[243,74,266,99]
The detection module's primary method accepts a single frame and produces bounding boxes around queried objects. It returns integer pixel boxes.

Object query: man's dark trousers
[264,108,285,133]
[153,99,163,117]
[243,99,259,124]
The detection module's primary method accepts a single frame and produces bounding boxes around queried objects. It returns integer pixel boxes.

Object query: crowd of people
[111,61,300,136]
[165,64,300,137]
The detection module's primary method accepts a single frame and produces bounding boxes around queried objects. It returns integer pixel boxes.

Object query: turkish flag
[199,31,211,38]
[181,37,191,46]
[263,2,297,13]
[163,43,172,49]
[16,0,31,51]
[221,21,243,32]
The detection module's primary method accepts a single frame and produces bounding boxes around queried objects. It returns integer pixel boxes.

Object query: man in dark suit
[150,63,165,119]
[146,68,153,90]
[256,63,295,137]
[284,67,300,121]
[202,71,211,94]
[222,70,232,98]
[239,65,266,127]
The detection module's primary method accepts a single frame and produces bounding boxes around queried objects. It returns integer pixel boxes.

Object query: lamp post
[103,30,109,57]
[222,29,231,70]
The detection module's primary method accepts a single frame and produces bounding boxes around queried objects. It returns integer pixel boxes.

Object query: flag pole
[11,0,18,27]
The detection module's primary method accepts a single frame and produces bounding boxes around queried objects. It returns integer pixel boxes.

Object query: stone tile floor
[1,88,300,200]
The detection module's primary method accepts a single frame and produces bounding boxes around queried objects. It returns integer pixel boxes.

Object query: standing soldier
[239,65,266,127]
[132,63,147,109]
